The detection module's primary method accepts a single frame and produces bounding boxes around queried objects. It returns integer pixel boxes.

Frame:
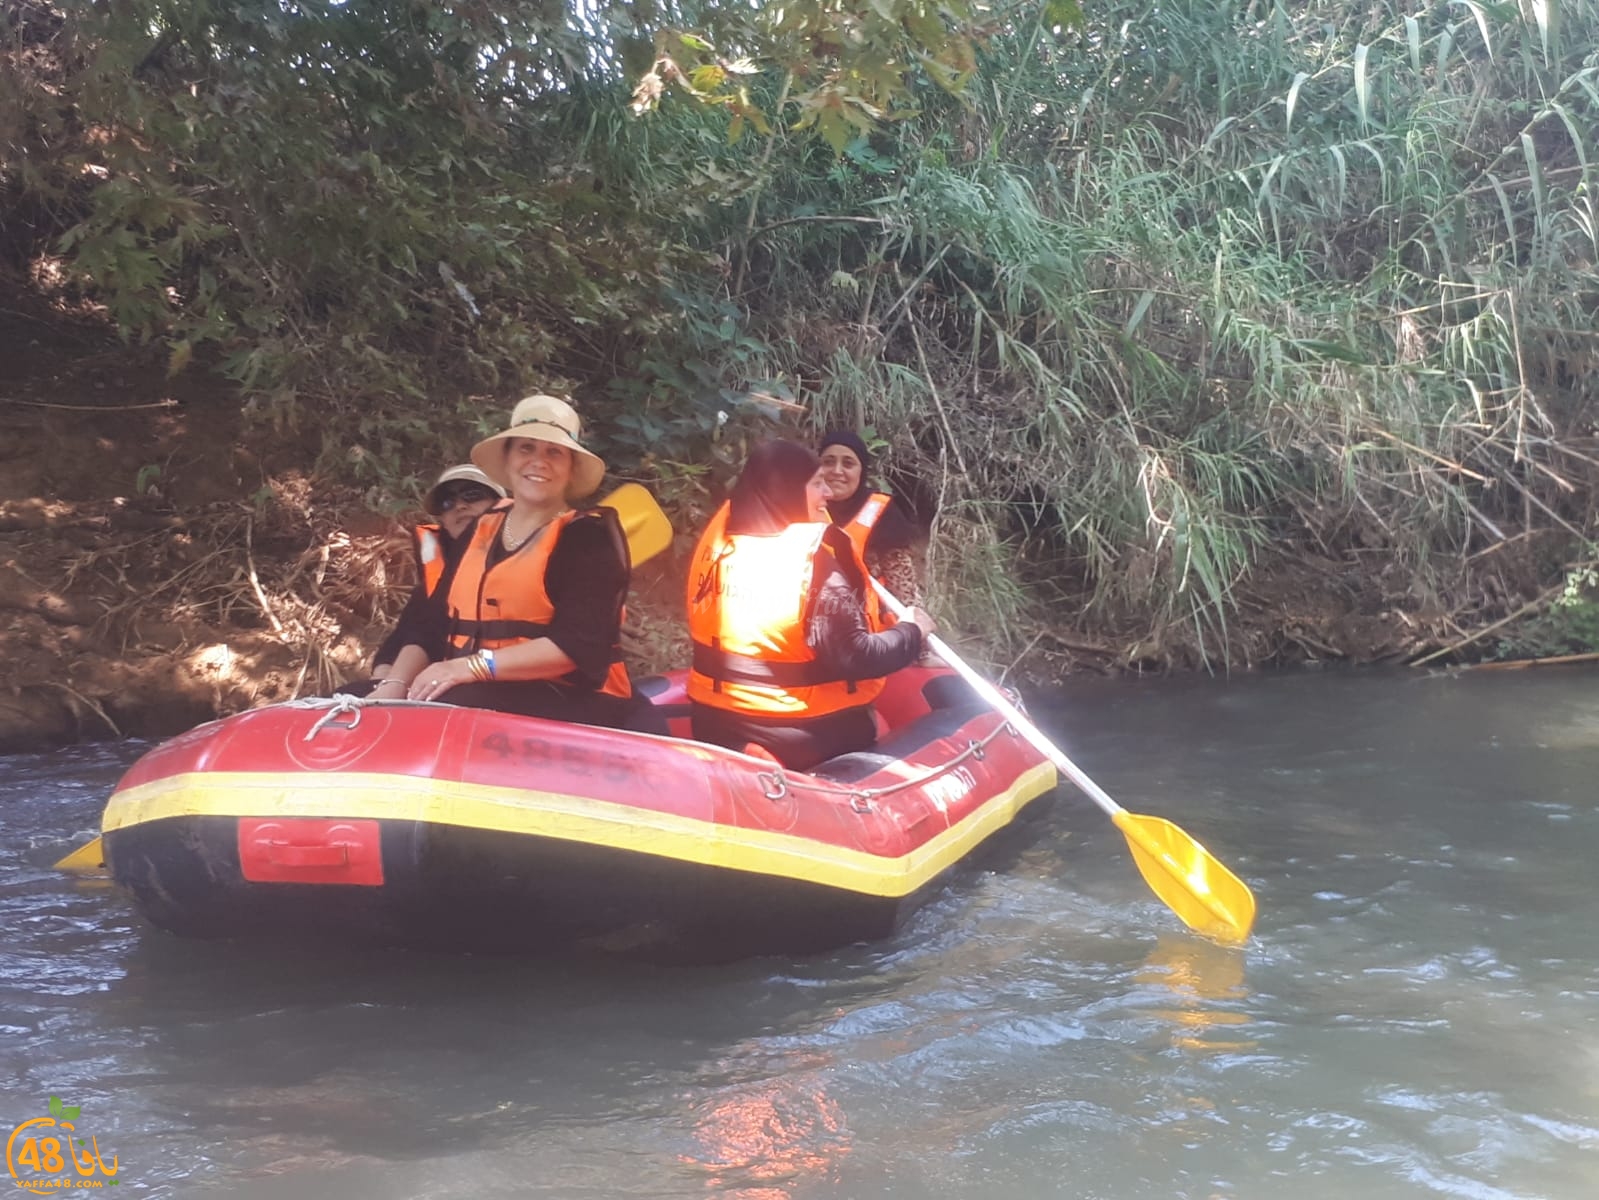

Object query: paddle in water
[871,580,1257,944]
[55,483,675,878]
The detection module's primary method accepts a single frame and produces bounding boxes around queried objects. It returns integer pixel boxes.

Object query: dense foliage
[4,0,1597,668]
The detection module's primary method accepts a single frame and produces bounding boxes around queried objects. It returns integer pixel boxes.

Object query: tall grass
[720,0,1599,665]
[8,0,1596,665]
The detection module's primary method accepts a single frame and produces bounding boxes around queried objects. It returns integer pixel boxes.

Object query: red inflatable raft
[98,668,1056,957]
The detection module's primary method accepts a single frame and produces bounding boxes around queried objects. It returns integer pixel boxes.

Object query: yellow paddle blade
[54,836,107,877]
[599,483,674,566]
[1113,811,1256,944]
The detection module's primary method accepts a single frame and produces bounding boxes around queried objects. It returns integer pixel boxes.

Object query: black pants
[448,680,671,734]
[689,702,877,770]
[333,679,666,735]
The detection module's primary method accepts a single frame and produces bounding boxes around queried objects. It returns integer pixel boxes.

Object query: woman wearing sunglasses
[365,464,504,697]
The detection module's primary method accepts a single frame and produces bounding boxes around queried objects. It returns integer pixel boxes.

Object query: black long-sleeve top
[371,528,466,670]
[690,537,924,769]
[406,511,628,691]
[806,556,924,679]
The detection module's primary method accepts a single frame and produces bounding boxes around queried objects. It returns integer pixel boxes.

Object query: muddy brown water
[3,668,1597,1198]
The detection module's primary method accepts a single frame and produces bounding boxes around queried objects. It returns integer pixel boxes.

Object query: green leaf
[1353,42,1372,129]
[1044,0,1085,27]
[1521,131,1547,239]
[49,1096,62,1117]
[1451,0,1495,61]
[1285,71,1310,133]
[1487,172,1519,252]
[817,107,852,154]
[904,11,946,53]
[689,64,726,92]
[1327,144,1349,209]
[1546,101,1589,173]
[1528,0,1556,66]
[1204,115,1238,149]
[1124,290,1155,336]
[1291,339,1369,365]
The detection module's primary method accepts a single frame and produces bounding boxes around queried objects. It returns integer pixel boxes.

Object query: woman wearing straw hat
[363,464,504,698]
[400,395,637,727]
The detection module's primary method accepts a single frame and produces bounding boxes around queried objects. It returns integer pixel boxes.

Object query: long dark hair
[726,440,821,535]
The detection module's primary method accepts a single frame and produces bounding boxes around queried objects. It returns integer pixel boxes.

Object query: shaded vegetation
[3,0,1598,683]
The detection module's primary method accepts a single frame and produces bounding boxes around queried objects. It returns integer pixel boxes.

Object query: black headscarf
[726,440,821,536]
[817,429,918,552]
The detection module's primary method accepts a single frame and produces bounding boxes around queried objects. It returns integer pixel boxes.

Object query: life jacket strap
[449,618,552,647]
[691,642,836,689]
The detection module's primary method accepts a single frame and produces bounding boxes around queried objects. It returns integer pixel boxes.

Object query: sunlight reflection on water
[3,669,1599,1197]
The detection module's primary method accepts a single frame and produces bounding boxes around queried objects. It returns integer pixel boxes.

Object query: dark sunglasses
[438,487,498,513]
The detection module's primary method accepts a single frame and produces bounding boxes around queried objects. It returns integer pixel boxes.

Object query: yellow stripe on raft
[102,763,1057,898]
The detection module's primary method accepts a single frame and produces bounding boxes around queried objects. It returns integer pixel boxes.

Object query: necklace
[500,512,556,554]
[500,520,539,554]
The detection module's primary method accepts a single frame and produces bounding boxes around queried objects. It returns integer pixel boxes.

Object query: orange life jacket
[837,491,893,560]
[446,507,631,699]
[412,523,447,597]
[686,502,886,718]
[836,491,896,632]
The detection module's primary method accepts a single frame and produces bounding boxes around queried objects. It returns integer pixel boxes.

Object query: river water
[3,668,1596,1198]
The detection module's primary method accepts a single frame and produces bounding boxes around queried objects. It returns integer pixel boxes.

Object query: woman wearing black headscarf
[685,440,936,769]
[816,430,924,605]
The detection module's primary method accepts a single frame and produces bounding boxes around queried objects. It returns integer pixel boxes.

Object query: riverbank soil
[1,293,380,750]
[0,290,706,752]
[0,292,1471,752]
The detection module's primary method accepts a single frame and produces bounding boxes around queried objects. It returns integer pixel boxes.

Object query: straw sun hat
[469,394,607,499]
[422,464,505,517]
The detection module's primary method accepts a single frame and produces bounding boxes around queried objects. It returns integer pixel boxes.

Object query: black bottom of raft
[106,818,934,961]
[101,684,1057,960]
